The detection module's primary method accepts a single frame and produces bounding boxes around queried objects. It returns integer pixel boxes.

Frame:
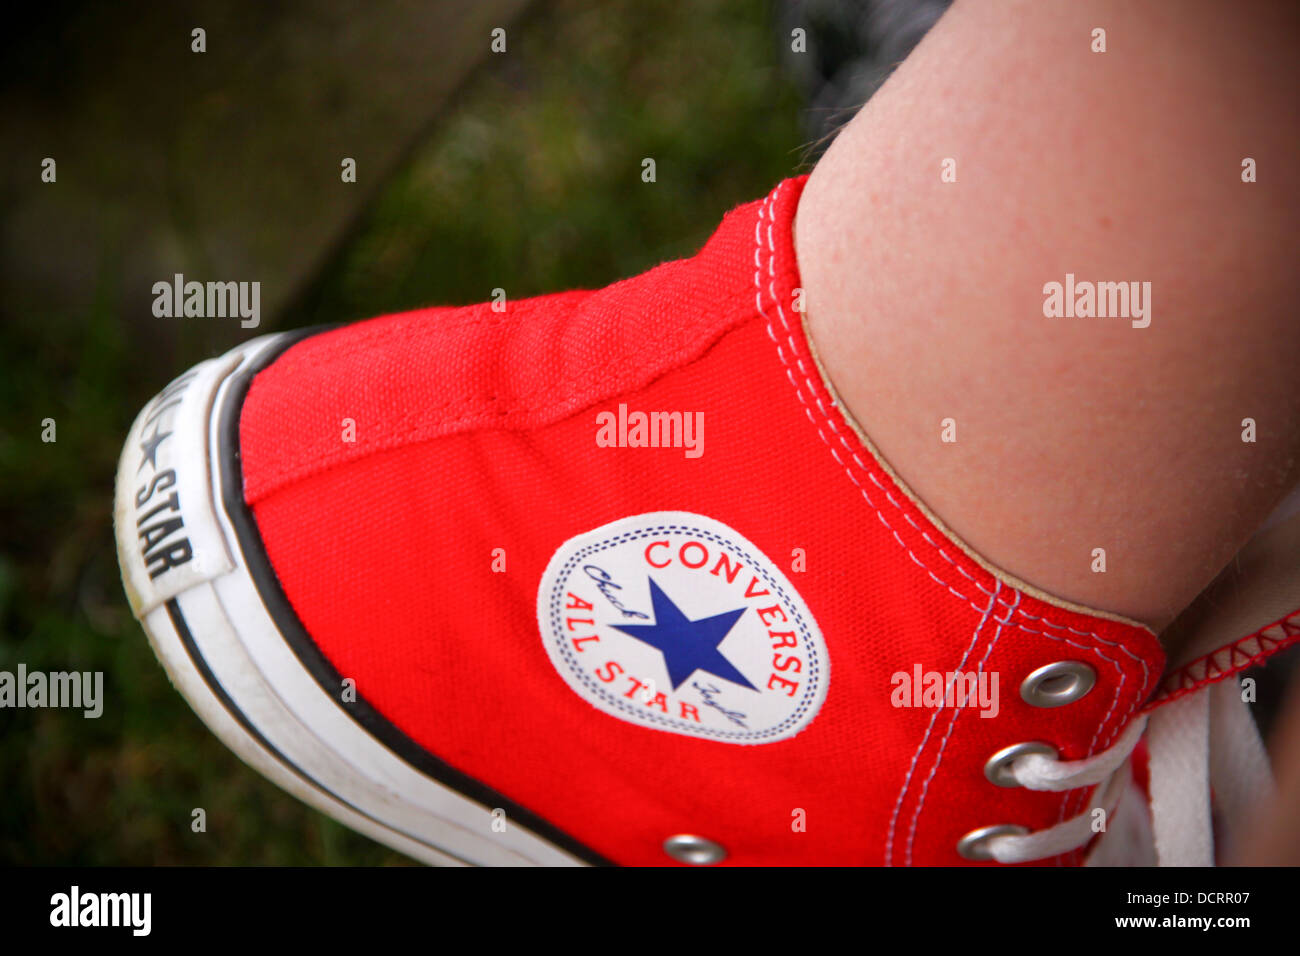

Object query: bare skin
[794,0,1300,636]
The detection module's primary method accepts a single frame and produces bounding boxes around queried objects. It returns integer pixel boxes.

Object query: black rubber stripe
[218,328,612,867]
[164,597,475,866]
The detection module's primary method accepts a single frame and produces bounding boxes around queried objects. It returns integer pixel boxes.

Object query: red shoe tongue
[1152,503,1300,710]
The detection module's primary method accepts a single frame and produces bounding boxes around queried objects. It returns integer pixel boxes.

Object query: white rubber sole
[114,333,592,867]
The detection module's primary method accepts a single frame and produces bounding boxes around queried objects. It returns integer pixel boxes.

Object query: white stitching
[886,583,1001,866]
[903,584,1010,866]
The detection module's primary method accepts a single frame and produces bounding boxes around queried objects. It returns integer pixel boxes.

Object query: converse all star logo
[537,512,829,743]
[133,371,197,579]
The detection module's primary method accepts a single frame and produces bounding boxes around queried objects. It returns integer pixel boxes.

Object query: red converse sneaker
[114,178,1298,866]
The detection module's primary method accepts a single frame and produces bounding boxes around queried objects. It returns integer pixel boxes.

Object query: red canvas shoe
[114,178,1298,866]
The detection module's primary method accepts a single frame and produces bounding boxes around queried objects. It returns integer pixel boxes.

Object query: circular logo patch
[536,512,829,744]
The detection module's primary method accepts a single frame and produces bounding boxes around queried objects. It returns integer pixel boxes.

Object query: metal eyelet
[956,824,1030,861]
[1020,661,1096,708]
[983,741,1059,787]
[663,834,726,865]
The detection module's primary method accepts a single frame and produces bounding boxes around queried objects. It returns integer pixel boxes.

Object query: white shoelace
[981,678,1274,865]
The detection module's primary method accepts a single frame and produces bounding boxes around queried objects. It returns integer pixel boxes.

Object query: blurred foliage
[287,0,808,323]
[0,0,805,864]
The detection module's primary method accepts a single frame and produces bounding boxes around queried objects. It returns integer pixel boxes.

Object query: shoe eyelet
[983,741,1059,787]
[956,824,1030,861]
[663,834,726,865]
[1020,661,1096,708]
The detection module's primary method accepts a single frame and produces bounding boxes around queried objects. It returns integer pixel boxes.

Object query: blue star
[610,578,756,692]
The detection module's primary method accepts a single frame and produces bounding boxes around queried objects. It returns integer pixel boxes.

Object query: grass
[0,0,807,864]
